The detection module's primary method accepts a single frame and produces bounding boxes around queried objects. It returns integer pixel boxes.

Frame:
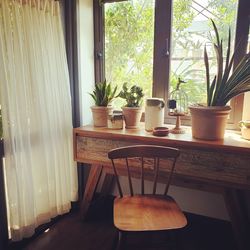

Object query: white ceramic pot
[189,105,231,140]
[145,98,165,132]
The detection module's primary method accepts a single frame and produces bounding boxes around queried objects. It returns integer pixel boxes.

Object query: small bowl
[153,127,169,137]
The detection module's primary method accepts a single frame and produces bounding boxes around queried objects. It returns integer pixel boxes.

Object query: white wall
[77,0,95,126]
[77,0,229,221]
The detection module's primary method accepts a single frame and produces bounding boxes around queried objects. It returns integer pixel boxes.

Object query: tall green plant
[204,20,250,106]
[89,80,117,106]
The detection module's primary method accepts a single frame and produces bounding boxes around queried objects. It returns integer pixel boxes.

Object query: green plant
[118,83,144,107]
[204,19,250,106]
[89,80,117,106]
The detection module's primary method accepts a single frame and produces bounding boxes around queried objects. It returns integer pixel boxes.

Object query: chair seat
[114,194,187,232]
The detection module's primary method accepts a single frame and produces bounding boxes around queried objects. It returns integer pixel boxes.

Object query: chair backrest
[108,145,180,198]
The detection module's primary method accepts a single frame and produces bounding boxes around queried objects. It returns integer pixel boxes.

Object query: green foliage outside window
[105,0,154,108]
[104,0,238,107]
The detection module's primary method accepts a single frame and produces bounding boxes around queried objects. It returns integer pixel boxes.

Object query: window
[170,0,238,105]
[94,0,250,128]
[104,0,155,107]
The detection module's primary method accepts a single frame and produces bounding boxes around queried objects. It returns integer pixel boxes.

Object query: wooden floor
[12,196,236,250]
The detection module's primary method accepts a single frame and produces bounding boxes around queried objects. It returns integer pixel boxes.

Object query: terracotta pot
[122,107,142,129]
[189,105,231,140]
[91,106,113,127]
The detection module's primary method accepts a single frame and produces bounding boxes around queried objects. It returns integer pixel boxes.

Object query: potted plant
[189,20,250,140]
[118,83,144,129]
[90,80,117,127]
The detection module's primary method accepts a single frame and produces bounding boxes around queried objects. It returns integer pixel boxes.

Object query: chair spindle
[152,157,159,195]
[125,158,133,196]
[111,159,123,197]
[141,157,144,195]
[164,158,177,195]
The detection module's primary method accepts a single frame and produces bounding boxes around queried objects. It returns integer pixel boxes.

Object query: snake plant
[90,80,118,106]
[204,20,250,106]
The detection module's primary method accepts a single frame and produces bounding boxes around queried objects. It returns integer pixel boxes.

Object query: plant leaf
[211,19,220,48]
[209,76,216,106]
[90,80,118,106]
[204,45,210,105]
[212,43,223,106]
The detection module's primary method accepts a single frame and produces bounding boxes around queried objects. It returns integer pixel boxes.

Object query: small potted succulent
[118,83,144,129]
[90,80,117,127]
[189,20,250,140]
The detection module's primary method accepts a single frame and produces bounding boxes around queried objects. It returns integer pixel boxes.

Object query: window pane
[170,0,238,105]
[105,0,155,108]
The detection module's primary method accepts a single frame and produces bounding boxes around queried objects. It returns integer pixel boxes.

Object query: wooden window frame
[227,0,250,129]
[94,0,250,129]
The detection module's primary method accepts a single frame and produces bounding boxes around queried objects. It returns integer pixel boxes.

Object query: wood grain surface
[114,195,187,231]
[74,125,250,190]
[74,124,250,154]
[74,125,250,250]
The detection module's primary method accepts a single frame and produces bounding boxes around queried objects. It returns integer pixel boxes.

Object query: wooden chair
[108,145,187,249]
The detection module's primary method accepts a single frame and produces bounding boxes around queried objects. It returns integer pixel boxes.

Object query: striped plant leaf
[89,80,118,106]
[205,20,250,106]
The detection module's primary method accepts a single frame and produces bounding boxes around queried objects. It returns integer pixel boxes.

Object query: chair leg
[170,230,178,250]
[116,231,126,250]
[111,230,119,250]
[163,231,177,250]
[117,231,123,250]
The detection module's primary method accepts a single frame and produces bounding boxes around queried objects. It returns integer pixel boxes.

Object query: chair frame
[108,145,180,197]
[108,145,184,249]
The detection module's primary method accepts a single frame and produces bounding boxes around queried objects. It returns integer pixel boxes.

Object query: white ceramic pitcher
[145,98,165,132]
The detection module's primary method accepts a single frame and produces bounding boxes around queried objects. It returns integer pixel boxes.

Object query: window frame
[227,0,250,129]
[94,0,250,129]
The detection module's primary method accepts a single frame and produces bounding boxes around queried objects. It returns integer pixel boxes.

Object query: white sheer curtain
[0,0,78,241]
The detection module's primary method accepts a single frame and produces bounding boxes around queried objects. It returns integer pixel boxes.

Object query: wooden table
[73,124,250,250]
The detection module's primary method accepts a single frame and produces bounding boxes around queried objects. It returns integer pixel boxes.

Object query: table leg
[80,164,103,219]
[223,188,249,250]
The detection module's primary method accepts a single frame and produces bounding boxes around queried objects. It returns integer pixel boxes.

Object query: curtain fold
[0,0,78,241]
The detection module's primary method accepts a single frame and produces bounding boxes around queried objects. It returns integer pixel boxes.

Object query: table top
[74,124,250,154]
